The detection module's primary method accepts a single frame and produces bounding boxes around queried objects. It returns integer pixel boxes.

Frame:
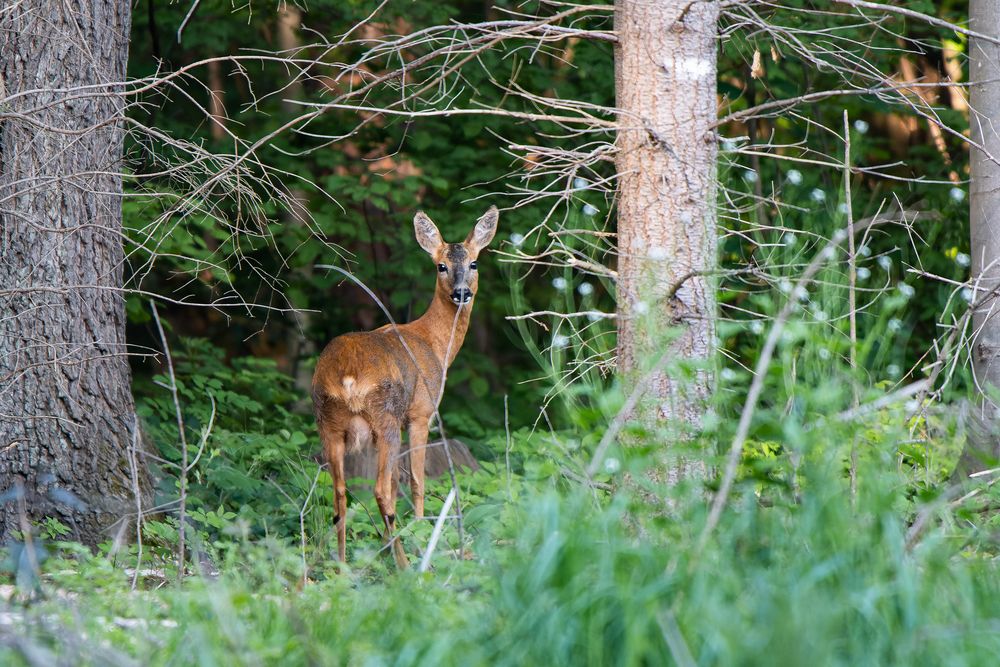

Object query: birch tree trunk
[614,0,719,483]
[0,0,150,544]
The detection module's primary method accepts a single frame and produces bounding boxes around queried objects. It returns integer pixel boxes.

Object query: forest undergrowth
[2,257,1000,666]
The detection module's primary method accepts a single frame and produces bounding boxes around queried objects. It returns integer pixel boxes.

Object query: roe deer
[312,206,499,567]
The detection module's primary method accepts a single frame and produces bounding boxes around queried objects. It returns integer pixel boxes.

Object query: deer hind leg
[408,416,430,519]
[373,418,408,569]
[318,414,348,563]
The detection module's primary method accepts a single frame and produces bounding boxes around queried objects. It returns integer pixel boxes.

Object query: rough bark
[614,0,719,482]
[960,0,1000,474]
[0,0,151,543]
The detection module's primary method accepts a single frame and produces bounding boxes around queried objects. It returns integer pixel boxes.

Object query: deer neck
[413,290,473,367]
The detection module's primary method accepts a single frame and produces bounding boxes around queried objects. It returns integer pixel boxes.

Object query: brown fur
[312,206,498,567]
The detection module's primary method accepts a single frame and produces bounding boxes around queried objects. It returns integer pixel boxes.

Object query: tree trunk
[0,0,150,544]
[276,4,318,397]
[614,1,719,483]
[960,0,1000,475]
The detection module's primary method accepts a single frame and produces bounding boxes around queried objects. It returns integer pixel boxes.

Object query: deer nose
[450,288,473,304]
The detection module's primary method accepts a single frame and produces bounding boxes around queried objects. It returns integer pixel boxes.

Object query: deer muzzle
[451,287,473,305]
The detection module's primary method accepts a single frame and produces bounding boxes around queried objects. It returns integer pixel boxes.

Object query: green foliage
[6,1,996,664]
[123,0,565,433]
[123,0,976,436]
[135,338,324,543]
[5,442,1000,665]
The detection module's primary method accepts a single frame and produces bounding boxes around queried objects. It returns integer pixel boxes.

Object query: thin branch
[150,301,188,582]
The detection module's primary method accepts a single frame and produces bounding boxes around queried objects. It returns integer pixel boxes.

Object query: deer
[311,206,499,568]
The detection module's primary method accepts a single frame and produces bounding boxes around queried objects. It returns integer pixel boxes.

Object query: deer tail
[326,374,374,413]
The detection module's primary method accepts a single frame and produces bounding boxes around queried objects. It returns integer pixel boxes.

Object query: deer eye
[469,261,477,271]
[437,263,447,273]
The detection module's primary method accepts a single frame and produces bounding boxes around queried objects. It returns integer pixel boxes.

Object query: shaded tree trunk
[207,58,227,142]
[276,4,318,395]
[0,0,150,543]
[614,1,719,483]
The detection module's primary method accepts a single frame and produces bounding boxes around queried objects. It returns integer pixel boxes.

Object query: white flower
[838,202,850,214]
[582,203,599,217]
[742,169,758,184]
[956,252,971,267]
[859,245,872,257]
[905,400,919,413]
[887,363,901,378]
[782,232,797,247]
[877,255,892,270]
[857,267,871,280]
[853,119,870,134]
[778,278,793,294]
[810,188,826,202]
[821,245,837,260]
[552,334,570,348]
[721,368,737,381]
[604,457,621,474]
[897,283,915,299]
[577,282,594,296]
[950,187,966,203]
[819,348,831,360]
[573,176,589,190]
[888,318,902,332]
[633,301,649,315]
[811,307,828,321]
[750,320,764,334]
[786,169,803,185]
[794,286,809,302]
[962,287,974,303]
[552,277,568,290]
[509,232,525,248]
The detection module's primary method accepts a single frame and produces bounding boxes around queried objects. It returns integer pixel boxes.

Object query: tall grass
[11,443,1000,666]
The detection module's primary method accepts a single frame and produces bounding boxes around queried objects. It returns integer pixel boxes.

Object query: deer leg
[319,418,347,563]
[408,416,430,519]
[373,421,408,569]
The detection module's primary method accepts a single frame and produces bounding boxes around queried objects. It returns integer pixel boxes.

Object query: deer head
[413,206,499,305]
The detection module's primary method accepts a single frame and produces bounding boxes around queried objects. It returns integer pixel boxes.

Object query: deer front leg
[408,416,430,519]
[373,420,408,569]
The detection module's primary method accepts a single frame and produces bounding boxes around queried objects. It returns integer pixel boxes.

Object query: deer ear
[413,211,443,255]
[466,206,499,253]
